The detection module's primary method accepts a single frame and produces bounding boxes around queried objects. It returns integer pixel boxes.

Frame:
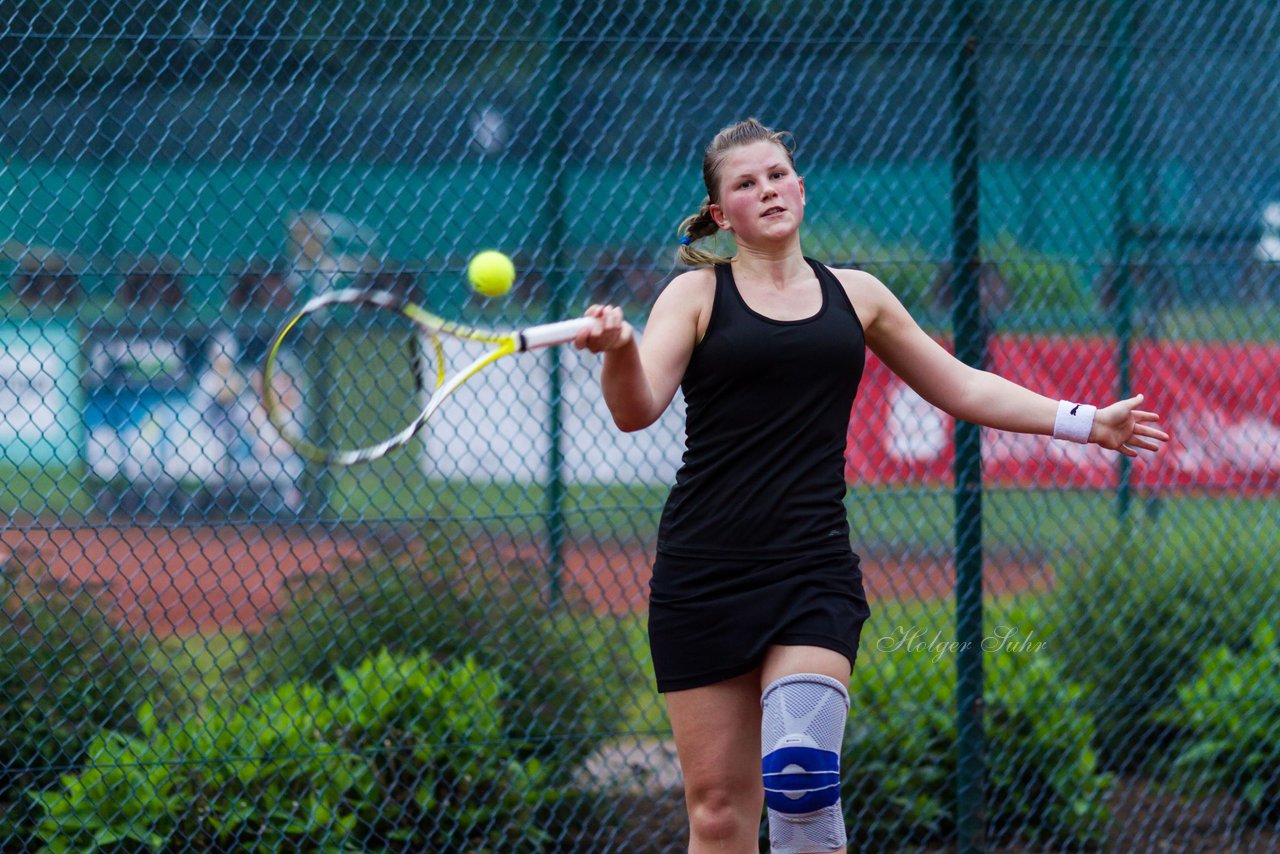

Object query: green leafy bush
[31,649,592,852]
[250,545,637,770]
[1158,622,1280,826]
[143,632,256,723]
[982,652,1113,843]
[844,645,956,844]
[1,551,157,840]
[1052,517,1280,772]
[844,606,1111,848]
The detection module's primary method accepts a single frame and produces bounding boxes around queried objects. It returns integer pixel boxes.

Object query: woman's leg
[665,669,767,854]
[761,645,851,687]
[758,645,853,854]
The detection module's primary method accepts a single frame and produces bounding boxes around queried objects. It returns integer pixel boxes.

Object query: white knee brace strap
[761,673,850,854]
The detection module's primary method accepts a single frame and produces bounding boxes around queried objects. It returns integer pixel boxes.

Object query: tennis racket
[261,287,596,466]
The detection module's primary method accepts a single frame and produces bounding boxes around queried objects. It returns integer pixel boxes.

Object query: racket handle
[519,317,598,350]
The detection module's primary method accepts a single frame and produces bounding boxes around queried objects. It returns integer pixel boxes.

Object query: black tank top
[656,258,866,559]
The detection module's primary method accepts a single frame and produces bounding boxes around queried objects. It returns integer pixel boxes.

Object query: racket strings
[265,299,453,464]
[262,288,576,466]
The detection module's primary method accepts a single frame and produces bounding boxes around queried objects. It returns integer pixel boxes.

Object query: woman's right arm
[578,271,708,432]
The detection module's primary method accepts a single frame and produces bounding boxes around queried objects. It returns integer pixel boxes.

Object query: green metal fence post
[538,0,569,605]
[1111,0,1140,527]
[952,1,986,851]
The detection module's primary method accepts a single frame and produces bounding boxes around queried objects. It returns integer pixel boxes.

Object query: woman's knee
[685,779,759,842]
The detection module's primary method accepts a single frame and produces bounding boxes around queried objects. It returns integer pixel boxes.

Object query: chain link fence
[2,1,1279,851]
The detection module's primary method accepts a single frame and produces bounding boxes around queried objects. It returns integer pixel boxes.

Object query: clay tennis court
[1,523,1054,635]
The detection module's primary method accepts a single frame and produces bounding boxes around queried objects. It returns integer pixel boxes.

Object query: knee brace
[761,673,850,854]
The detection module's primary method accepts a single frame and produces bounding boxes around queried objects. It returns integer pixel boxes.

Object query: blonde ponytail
[676,196,733,267]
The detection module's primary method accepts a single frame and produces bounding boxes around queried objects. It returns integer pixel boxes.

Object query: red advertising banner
[846,335,1280,492]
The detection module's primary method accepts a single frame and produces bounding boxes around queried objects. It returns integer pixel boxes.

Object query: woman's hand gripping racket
[262,288,596,466]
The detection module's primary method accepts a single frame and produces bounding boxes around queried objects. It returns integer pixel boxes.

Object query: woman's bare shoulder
[825,265,894,324]
[825,265,884,290]
[647,266,717,337]
[660,266,717,299]
[650,267,716,315]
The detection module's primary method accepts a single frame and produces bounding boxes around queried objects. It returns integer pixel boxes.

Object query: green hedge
[1159,621,1280,826]
[30,649,598,852]
[844,602,1112,848]
[248,541,639,770]
[8,536,638,850]
[1052,516,1280,772]
[1,552,158,843]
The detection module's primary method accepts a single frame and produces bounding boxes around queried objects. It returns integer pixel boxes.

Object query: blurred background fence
[2,1,1279,851]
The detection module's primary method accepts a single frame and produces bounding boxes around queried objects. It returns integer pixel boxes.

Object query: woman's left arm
[844,270,1169,457]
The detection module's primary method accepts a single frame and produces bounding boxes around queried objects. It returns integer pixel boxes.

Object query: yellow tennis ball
[467,250,516,297]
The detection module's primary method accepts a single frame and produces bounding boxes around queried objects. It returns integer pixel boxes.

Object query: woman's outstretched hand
[1091,394,1170,458]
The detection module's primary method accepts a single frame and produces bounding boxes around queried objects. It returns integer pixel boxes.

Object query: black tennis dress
[648,258,871,693]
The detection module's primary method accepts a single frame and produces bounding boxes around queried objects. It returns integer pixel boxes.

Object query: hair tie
[680,235,692,246]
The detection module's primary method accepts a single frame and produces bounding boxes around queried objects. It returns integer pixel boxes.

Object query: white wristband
[1053,400,1096,444]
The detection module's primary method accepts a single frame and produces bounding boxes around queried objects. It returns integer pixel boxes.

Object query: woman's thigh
[761,644,852,688]
[664,668,766,803]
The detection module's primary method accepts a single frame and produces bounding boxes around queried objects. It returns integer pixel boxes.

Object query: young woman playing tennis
[577,118,1169,854]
